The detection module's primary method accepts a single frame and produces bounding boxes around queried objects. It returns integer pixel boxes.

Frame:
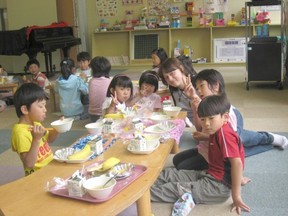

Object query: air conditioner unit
[214,38,246,63]
[132,33,159,59]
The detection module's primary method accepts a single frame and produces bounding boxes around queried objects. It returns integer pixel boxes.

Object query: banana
[68,145,91,160]
[101,157,120,171]
[86,157,120,172]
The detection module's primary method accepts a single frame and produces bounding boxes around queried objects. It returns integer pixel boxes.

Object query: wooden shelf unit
[91,25,281,67]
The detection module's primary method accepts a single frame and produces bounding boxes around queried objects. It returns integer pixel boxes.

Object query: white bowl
[50,118,74,133]
[85,122,103,135]
[163,106,182,118]
[150,114,170,123]
[83,176,116,199]
[6,76,14,82]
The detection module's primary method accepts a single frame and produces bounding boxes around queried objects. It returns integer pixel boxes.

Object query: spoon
[102,171,118,188]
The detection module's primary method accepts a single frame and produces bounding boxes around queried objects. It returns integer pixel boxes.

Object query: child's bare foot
[241,176,251,186]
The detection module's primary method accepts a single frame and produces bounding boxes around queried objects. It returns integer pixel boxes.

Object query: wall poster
[96,0,118,17]
[122,0,143,5]
[147,0,170,16]
[204,0,228,13]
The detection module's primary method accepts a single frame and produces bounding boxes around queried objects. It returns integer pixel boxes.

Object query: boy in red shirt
[151,94,250,215]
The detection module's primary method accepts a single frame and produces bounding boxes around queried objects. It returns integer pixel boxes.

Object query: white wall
[0,0,60,73]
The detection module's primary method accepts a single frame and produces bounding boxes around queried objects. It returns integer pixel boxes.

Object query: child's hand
[192,131,209,141]
[139,88,148,97]
[111,91,119,105]
[29,125,46,141]
[231,197,250,215]
[183,75,197,99]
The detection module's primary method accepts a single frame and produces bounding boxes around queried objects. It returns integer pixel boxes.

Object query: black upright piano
[0,23,81,77]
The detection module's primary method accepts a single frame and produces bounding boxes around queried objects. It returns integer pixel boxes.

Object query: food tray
[49,164,147,203]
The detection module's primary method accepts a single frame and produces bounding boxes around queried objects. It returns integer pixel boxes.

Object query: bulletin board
[147,0,171,16]
[96,0,118,17]
[122,0,143,5]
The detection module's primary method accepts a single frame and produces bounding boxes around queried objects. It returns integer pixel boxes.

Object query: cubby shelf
[91,24,281,67]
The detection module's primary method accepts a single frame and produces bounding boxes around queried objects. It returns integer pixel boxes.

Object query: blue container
[256,26,262,37]
[262,24,269,37]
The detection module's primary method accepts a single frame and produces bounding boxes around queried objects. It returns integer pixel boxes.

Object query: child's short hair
[151,47,168,64]
[194,69,225,95]
[106,74,133,97]
[197,94,230,118]
[90,56,111,78]
[77,52,91,62]
[139,70,159,93]
[26,59,40,69]
[14,83,48,118]
[60,58,75,80]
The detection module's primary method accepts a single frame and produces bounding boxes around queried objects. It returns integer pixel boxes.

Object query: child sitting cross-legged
[150,94,250,215]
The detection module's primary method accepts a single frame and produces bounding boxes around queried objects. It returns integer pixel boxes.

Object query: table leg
[12,85,18,94]
[49,87,56,112]
[171,142,179,154]
[136,189,152,216]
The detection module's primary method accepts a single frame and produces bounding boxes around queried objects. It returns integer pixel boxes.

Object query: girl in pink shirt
[88,56,111,122]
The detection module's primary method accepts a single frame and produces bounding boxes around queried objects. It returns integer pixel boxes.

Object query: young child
[0,64,14,103]
[151,47,168,73]
[26,59,50,94]
[102,74,133,115]
[11,83,60,176]
[89,56,111,122]
[75,51,92,82]
[173,69,288,171]
[151,94,250,215]
[130,70,162,113]
[54,58,89,119]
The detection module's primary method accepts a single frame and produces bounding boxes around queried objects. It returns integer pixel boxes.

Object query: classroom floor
[1,66,288,216]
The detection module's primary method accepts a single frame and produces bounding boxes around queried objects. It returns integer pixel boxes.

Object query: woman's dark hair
[139,70,159,93]
[14,83,48,118]
[159,57,196,93]
[106,74,133,98]
[194,69,225,95]
[90,56,111,78]
[197,93,230,118]
[176,55,197,78]
[60,58,75,80]
[151,47,168,65]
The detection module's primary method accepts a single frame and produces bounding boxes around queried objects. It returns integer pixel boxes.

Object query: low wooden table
[0,137,178,216]
[0,82,18,94]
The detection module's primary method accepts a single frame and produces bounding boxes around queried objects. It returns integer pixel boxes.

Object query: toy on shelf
[205,13,213,27]
[240,7,246,25]
[170,6,181,28]
[227,14,238,27]
[99,19,108,32]
[199,7,205,26]
[256,9,271,24]
[125,10,134,30]
[134,7,148,30]
[215,12,225,26]
[113,21,121,31]
[147,17,157,29]
[183,45,192,58]
[185,2,194,27]
[157,15,170,28]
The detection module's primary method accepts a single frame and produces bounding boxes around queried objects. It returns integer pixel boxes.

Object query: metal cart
[245,0,286,90]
